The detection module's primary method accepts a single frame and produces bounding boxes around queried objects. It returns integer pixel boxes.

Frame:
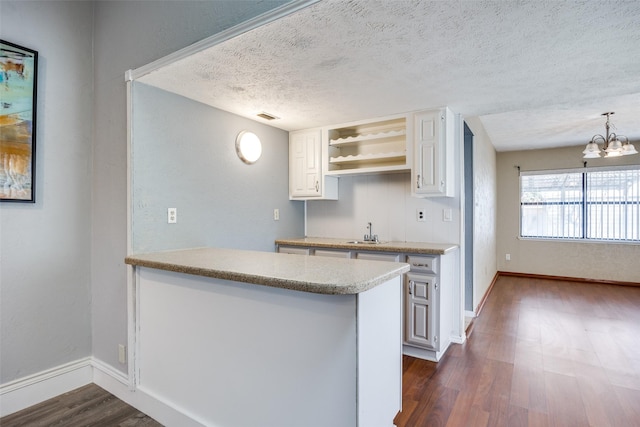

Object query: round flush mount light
[235,131,262,164]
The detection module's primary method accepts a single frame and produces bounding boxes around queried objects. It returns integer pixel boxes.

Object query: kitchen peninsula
[125,247,409,427]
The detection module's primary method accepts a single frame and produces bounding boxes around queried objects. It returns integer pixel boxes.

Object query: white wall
[131,82,303,253]
[465,117,497,311]
[0,1,93,383]
[497,145,640,283]
[307,172,460,244]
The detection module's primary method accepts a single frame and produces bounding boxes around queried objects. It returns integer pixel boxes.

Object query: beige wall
[466,118,498,312]
[497,145,640,283]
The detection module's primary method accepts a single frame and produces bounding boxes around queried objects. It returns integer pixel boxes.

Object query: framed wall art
[1,39,38,203]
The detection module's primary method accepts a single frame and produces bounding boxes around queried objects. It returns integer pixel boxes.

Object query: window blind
[520,166,640,242]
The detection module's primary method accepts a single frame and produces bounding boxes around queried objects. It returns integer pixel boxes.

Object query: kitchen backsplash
[306,172,460,244]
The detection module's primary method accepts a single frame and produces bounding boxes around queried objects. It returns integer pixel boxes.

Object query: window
[520,166,640,242]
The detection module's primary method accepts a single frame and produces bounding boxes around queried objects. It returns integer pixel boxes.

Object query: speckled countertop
[125,247,409,295]
[275,237,458,255]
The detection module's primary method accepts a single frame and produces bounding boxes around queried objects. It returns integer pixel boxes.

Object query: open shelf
[330,151,406,165]
[329,129,406,146]
[327,116,408,174]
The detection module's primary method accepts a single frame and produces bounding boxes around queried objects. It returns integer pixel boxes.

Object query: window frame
[519,165,640,243]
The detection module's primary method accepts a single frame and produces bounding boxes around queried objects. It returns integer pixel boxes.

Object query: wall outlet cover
[118,344,127,364]
[168,207,177,224]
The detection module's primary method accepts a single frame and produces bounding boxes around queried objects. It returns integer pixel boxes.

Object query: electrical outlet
[118,344,127,364]
[168,207,177,224]
[416,209,426,222]
[274,208,280,221]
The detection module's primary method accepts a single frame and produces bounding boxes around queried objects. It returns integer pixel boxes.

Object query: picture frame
[1,39,38,203]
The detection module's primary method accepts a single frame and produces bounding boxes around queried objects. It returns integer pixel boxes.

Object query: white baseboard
[1,357,204,426]
[450,333,466,345]
[93,369,206,427]
[464,310,476,318]
[0,357,93,417]
[91,357,130,388]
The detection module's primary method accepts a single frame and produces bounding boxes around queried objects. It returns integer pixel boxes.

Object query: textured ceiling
[138,0,640,152]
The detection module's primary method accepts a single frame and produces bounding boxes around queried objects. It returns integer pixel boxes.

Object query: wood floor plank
[544,371,589,427]
[576,373,627,427]
[613,385,640,427]
[443,390,476,427]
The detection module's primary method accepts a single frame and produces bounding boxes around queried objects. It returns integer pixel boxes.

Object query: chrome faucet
[364,222,379,243]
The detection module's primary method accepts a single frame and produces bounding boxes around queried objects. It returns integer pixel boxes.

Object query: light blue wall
[0,1,93,383]
[1,0,293,383]
[92,0,290,372]
[132,83,303,253]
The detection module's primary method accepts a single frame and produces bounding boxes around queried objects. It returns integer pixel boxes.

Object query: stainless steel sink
[346,240,384,245]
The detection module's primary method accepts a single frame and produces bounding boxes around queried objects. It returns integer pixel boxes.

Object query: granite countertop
[275,237,458,255]
[125,247,409,295]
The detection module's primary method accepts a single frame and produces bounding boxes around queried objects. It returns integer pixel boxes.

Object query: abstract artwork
[0,40,38,202]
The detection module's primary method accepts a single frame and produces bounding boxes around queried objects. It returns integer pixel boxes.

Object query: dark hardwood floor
[3,276,639,426]
[0,383,161,427]
[395,275,640,427]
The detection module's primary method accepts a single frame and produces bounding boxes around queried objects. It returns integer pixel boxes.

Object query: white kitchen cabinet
[405,272,439,350]
[412,108,455,197]
[275,241,458,362]
[289,129,338,200]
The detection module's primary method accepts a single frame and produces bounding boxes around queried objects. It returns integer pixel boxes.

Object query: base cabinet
[405,273,439,350]
[276,244,457,361]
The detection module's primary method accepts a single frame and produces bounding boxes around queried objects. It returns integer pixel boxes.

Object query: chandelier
[582,112,638,158]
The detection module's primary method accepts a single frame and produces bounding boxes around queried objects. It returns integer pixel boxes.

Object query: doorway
[463,123,474,313]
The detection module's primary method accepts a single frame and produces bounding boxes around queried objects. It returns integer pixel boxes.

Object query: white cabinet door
[413,108,454,197]
[289,129,338,200]
[290,129,321,198]
[405,272,439,350]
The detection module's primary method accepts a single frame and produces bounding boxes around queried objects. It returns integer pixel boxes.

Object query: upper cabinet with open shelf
[325,115,411,176]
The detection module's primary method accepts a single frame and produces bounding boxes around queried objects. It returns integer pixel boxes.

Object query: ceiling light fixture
[235,131,262,164]
[583,112,638,158]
